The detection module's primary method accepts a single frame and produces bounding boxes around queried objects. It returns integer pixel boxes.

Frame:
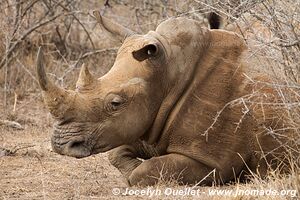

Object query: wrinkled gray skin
[37,11,287,186]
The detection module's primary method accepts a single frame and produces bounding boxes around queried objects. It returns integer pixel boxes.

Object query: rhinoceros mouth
[91,143,113,154]
[52,139,111,158]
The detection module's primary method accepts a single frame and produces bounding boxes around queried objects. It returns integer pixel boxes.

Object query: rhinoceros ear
[207,12,221,29]
[76,64,95,89]
[132,44,159,62]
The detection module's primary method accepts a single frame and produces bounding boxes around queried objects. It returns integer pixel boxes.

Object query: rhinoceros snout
[51,136,91,158]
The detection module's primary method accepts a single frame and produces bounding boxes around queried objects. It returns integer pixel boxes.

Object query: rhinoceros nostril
[69,140,85,149]
[63,139,91,158]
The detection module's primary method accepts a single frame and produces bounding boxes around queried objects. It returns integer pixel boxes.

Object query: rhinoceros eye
[110,95,125,111]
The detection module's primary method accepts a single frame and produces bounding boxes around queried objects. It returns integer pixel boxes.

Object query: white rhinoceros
[36,11,293,186]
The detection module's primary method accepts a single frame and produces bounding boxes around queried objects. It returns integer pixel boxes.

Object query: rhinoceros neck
[143,30,246,149]
[143,32,212,145]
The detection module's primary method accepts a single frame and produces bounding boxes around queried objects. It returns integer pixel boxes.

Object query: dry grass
[0,0,299,199]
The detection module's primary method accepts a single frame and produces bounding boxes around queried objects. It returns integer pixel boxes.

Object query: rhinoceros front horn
[37,47,52,91]
[36,47,70,119]
[93,10,135,40]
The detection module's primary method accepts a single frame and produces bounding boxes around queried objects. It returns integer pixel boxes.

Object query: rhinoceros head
[37,11,244,158]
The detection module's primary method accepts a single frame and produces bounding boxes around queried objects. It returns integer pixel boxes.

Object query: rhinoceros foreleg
[108,145,143,180]
[108,140,159,182]
[128,153,217,186]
